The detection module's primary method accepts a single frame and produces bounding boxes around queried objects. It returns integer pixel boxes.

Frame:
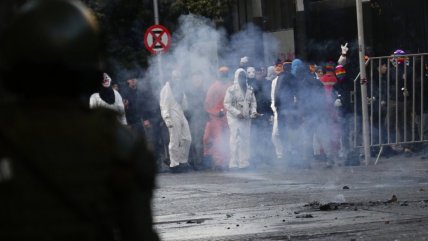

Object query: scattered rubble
[386,194,398,203]
[296,214,314,218]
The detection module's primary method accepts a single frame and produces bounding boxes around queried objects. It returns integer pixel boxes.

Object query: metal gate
[352,53,428,162]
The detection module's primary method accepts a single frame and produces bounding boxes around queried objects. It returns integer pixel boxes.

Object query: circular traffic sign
[144,24,171,54]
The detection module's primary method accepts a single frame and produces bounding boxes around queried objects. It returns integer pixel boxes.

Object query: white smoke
[143,14,279,98]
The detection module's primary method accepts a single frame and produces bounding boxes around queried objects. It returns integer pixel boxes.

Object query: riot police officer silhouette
[0,0,159,240]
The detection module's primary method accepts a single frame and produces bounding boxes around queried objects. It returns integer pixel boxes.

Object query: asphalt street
[153,152,428,241]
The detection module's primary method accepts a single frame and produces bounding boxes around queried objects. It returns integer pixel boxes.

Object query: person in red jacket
[203,66,232,170]
[318,61,341,166]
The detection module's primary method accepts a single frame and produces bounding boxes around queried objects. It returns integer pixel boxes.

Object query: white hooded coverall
[224,68,257,169]
[270,75,283,159]
[160,81,192,168]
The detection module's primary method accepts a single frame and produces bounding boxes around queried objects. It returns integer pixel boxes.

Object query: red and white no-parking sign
[144,24,171,54]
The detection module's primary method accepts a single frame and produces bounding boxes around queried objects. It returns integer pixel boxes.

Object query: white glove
[250,112,260,118]
[334,99,342,107]
[367,96,376,105]
[402,88,409,97]
[341,43,349,55]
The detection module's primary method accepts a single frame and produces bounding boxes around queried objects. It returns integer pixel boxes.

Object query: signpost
[144,24,171,54]
[356,0,371,165]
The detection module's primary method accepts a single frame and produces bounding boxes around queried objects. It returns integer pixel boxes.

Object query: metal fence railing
[352,53,428,163]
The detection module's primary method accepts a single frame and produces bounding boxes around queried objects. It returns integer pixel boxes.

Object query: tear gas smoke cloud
[143,14,279,100]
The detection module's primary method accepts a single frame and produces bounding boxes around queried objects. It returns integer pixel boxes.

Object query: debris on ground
[400,201,409,206]
[343,186,350,190]
[386,194,398,203]
[186,219,204,224]
[296,214,314,218]
[320,203,339,211]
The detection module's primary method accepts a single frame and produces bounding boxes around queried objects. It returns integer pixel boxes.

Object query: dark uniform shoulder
[0,102,158,241]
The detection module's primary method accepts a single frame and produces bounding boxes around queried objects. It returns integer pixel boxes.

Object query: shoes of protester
[170,163,191,173]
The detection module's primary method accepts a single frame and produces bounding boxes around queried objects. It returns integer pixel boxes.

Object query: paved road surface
[153,154,428,241]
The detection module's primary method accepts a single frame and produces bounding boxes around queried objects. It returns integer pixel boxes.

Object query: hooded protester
[286,59,325,168]
[224,68,257,170]
[318,62,341,166]
[251,66,275,166]
[160,70,192,172]
[203,66,232,170]
[266,66,277,82]
[89,73,127,125]
[186,71,208,170]
[268,59,291,159]
[386,49,413,153]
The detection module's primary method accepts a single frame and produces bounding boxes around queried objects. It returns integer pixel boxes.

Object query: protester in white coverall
[160,70,192,169]
[269,65,283,159]
[224,68,257,169]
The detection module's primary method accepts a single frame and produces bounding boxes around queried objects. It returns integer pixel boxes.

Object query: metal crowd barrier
[352,53,428,164]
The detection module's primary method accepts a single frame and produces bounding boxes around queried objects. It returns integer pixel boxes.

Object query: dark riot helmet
[0,0,102,97]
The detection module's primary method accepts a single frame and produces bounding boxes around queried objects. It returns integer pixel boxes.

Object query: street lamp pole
[356,0,371,165]
[153,0,163,86]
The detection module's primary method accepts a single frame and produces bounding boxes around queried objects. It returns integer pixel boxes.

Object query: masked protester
[251,66,274,166]
[291,59,325,168]
[203,66,232,171]
[246,66,256,88]
[186,72,208,170]
[90,73,127,125]
[318,62,340,167]
[0,0,158,240]
[224,68,257,170]
[387,49,413,153]
[274,60,297,165]
[160,70,192,172]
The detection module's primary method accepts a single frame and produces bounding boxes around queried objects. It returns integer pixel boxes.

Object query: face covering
[247,67,256,79]
[99,73,115,104]
[102,73,111,87]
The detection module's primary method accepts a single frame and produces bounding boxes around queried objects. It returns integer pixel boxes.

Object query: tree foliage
[172,0,233,23]
[80,0,233,80]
